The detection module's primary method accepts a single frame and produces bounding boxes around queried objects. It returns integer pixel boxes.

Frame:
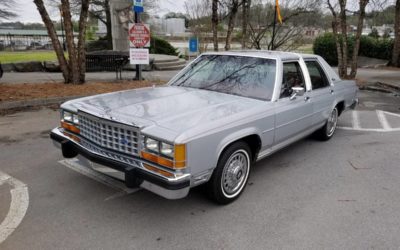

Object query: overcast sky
[9,0,187,23]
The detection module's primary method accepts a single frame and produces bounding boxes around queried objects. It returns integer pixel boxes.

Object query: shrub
[149,36,178,56]
[359,36,393,60]
[313,33,354,66]
[313,33,394,65]
[86,38,111,52]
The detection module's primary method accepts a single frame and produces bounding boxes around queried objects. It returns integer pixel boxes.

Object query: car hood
[63,86,266,134]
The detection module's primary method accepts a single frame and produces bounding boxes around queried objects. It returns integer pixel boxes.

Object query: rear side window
[280,62,305,99]
[305,61,330,90]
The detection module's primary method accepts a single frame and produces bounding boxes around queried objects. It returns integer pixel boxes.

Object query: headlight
[142,136,186,169]
[63,111,73,122]
[62,110,79,125]
[72,114,79,124]
[160,142,174,158]
[145,137,159,152]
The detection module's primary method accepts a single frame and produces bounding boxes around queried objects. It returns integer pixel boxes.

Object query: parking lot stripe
[376,110,391,130]
[0,171,29,245]
[58,159,140,195]
[352,111,361,129]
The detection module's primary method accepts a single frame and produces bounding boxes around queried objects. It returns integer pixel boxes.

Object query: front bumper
[50,127,190,199]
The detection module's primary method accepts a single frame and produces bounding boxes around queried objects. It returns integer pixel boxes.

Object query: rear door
[274,61,312,144]
[305,59,335,127]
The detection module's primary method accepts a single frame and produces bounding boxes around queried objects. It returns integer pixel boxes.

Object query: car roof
[201,50,319,61]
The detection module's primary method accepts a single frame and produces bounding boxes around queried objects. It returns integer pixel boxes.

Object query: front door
[274,61,313,145]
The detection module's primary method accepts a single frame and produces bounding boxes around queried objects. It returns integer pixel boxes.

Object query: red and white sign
[129,23,150,48]
[130,48,149,65]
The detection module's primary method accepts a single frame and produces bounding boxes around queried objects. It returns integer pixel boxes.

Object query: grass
[0,50,67,63]
[295,44,314,54]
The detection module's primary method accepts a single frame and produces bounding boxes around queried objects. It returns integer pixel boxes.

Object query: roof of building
[0,29,77,36]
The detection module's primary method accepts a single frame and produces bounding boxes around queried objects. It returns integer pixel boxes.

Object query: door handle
[304,96,310,102]
[330,89,334,94]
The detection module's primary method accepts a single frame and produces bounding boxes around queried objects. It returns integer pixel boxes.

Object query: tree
[185,0,212,52]
[241,0,251,49]
[0,0,17,20]
[350,0,369,78]
[212,0,219,51]
[88,0,113,49]
[223,0,242,50]
[327,0,370,79]
[246,0,316,51]
[34,0,90,84]
[368,27,380,38]
[392,0,400,67]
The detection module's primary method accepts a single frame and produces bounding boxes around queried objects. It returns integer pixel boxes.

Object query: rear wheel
[206,141,251,204]
[315,107,338,141]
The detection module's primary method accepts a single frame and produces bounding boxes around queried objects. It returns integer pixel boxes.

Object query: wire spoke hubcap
[221,150,249,197]
[327,108,338,136]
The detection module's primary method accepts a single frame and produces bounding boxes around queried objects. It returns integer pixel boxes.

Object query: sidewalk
[0,70,180,84]
[355,68,400,89]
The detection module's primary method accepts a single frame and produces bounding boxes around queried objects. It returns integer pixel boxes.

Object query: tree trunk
[212,0,219,51]
[327,0,344,76]
[77,0,90,83]
[338,0,348,78]
[350,0,369,78]
[225,0,239,51]
[105,0,113,50]
[332,20,344,76]
[33,0,70,82]
[241,0,250,49]
[61,0,80,84]
[392,0,400,67]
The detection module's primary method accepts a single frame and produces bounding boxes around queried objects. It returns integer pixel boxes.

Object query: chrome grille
[78,112,140,156]
[80,138,140,166]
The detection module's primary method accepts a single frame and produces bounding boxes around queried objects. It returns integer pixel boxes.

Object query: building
[162,18,186,36]
[0,29,74,50]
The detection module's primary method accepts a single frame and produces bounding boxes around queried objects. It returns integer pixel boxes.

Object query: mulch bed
[0,80,165,102]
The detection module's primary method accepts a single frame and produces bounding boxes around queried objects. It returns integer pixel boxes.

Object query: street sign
[189,37,198,53]
[130,48,149,65]
[133,0,144,13]
[128,23,150,48]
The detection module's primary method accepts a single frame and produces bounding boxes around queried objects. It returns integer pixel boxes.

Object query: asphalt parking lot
[1,90,400,249]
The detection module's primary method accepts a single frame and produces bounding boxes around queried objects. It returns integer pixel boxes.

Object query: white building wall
[162,18,185,35]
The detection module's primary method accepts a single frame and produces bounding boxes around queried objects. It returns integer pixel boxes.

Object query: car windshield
[169,55,276,101]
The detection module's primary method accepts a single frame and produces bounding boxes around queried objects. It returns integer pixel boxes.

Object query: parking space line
[383,111,400,118]
[376,110,391,130]
[338,110,400,133]
[352,110,361,129]
[0,171,29,245]
[58,159,140,196]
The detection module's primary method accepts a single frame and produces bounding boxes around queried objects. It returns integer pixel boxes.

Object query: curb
[0,95,84,111]
[376,81,400,91]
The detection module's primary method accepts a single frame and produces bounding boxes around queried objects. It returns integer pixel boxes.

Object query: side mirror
[290,87,305,100]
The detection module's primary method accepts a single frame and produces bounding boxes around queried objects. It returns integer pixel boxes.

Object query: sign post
[188,37,198,62]
[131,0,146,80]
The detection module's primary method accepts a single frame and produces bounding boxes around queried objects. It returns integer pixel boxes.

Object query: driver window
[280,62,305,99]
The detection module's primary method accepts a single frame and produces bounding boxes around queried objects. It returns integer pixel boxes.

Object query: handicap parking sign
[189,37,198,53]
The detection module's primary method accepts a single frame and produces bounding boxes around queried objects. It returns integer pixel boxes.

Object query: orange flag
[276,0,283,24]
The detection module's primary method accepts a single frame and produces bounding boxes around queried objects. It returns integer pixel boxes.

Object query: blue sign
[133,0,144,13]
[189,37,198,53]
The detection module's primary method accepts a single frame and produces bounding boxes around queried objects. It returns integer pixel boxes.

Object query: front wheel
[206,141,251,204]
[314,107,338,141]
